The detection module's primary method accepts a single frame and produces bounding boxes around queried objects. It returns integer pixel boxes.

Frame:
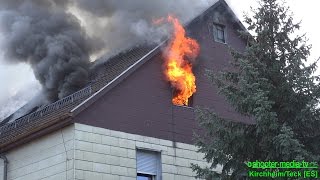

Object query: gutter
[0,154,8,180]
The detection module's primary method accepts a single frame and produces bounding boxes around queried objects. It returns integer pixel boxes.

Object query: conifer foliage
[192,0,320,179]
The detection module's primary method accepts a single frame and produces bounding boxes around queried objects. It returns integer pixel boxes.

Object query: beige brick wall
[0,125,75,180]
[0,123,220,180]
[74,123,221,180]
[74,124,136,180]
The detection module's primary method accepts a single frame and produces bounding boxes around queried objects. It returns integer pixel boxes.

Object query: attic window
[213,23,226,44]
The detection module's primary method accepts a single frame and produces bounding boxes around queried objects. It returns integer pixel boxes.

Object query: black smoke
[0,0,101,101]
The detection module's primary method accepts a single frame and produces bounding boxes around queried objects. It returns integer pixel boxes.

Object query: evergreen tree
[192,0,320,179]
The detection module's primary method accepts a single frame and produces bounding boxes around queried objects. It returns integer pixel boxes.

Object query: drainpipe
[0,154,8,180]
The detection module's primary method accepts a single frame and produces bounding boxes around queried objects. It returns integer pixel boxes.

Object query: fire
[162,15,200,106]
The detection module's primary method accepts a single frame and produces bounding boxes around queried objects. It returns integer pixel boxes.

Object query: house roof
[0,44,157,151]
[0,0,249,152]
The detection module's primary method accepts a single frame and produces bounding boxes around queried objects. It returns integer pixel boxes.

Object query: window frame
[213,23,227,44]
[172,89,194,108]
[136,149,162,180]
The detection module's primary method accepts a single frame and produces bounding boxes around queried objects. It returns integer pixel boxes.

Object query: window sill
[173,104,194,109]
[214,40,227,45]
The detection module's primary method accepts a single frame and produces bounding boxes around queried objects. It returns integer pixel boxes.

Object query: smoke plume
[70,0,216,57]
[0,0,101,101]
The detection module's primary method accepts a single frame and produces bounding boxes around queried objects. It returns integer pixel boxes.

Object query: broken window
[172,89,194,107]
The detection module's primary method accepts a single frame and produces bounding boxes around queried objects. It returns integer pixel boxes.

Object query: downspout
[171,89,176,148]
[0,154,8,180]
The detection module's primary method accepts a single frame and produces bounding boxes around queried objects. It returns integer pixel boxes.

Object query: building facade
[0,124,219,180]
[0,1,250,179]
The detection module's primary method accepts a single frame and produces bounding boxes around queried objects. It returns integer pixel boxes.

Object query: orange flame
[163,15,200,106]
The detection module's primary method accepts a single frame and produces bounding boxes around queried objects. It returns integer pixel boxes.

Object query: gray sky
[0,0,319,119]
[227,0,320,62]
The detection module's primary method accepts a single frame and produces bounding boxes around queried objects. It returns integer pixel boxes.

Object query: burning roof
[0,0,250,152]
[0,0,216,107]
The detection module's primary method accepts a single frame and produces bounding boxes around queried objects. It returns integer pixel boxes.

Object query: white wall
[0,123,221,180]
[0,125,74,180]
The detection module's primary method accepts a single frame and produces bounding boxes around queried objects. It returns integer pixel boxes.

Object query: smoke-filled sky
[0,0,319,120]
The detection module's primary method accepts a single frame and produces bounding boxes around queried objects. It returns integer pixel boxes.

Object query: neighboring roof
[0,0,248,152]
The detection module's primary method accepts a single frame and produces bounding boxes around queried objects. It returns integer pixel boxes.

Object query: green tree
[192,0,320,179]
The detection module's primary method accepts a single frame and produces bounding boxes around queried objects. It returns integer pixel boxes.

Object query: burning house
[0,0,252,179]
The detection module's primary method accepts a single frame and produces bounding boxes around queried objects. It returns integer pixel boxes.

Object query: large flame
[163,15,200,106]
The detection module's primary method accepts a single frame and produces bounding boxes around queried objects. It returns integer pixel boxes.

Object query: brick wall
[0,125,74,180]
